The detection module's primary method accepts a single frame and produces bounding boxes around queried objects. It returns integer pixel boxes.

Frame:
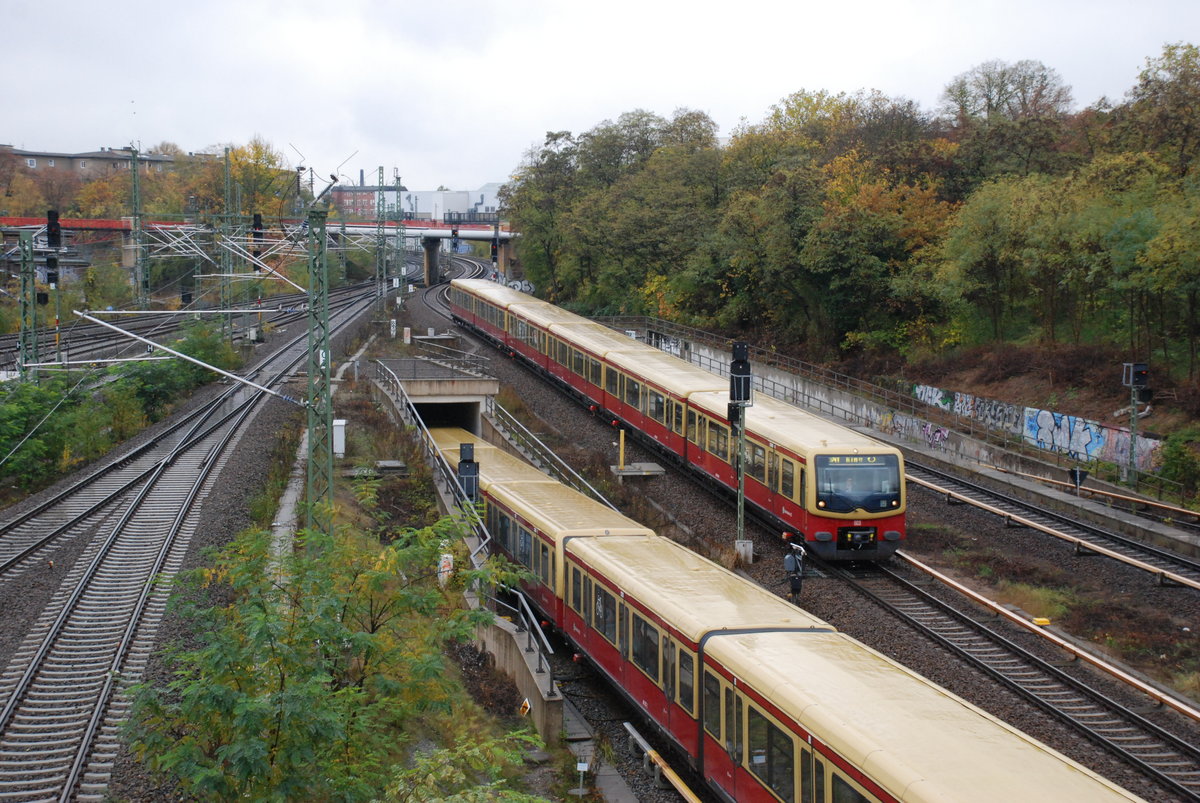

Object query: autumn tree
[1120,42,1200,176]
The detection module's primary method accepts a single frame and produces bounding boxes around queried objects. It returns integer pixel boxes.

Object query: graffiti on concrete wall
[913,384,953,410]
[1024,409,1105,462]
[913,383,1161,470]
[913,385,1024,436]
[920,422,951,449]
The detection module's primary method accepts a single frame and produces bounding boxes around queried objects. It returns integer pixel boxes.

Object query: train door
[618,600,629,687]
[662,637,676,731]
[701,670,737,797]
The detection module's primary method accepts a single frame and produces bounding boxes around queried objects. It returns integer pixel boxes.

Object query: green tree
[501,131,578,298]
[127,518,530,801]
[939,177,1030,341]
[0,379,74,488]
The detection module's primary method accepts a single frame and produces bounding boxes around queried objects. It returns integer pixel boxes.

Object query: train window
[605,366,620,395]
[831,775,870,803]
[647,391,666,424]
[594,587,617,644]
[588,358,602,386]
[493,510,511,552]
[678,652,694,713]
[583,577,593,624]
[517,527,532,568]
[815,758,826,803]
[801,748,813,803]
[571,567,582,612]
[671,402,684,434]
[767,452,779,491]
[748,443,766,482]
[630,614,659,682]
[571,349,585,376]
[686,410,698,443]
[782,459,795,499]
[558,340,571,366]
[625,377,641,409]
[703,672,721,739]
[747,707,795,801]
[814,454,902,514]
[723,688,737,757]
[539,542,551,584]
[708,421,729,462]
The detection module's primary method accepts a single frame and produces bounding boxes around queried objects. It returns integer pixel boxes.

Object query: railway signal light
[45,255,58,286]
[46,210,61,248]
[730,341,752,403]
[1122,362,1149,387]
[457,442,479,503]
[252,212,264,256]
[36,291,49,306]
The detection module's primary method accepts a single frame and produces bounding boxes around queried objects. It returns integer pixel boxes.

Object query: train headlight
[817,500,826,509]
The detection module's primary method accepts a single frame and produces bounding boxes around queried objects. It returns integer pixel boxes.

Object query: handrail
[373,360,557,675]
[487,399,618,511]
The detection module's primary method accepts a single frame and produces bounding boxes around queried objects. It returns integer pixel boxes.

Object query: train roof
[706,630,1143,802]
[547,321,652,357]
[489,483,655,539]
[689,390,901,456]
[452,278,532,307]
[604,349,727,396]
[430,428,653,539]
[565,536,832,639]
[567,521,1139,801]
[428,428,555,491]
[506,300,592,328]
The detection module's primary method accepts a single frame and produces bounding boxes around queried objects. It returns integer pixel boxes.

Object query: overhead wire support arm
[214,237,306,293]
[72,310,304,407]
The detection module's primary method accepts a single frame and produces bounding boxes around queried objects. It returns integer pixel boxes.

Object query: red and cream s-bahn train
[448,278,904,561]
[429,427,1145,803]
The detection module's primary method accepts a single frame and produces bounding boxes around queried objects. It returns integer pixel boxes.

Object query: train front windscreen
[814,454,902,514]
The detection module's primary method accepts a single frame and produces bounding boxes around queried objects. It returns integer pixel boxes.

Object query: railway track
[0,285,381,802]
[0,284,375,373]
[906,460,1200,592]
[834,559,1200,800]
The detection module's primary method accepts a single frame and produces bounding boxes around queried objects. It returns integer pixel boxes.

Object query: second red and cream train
[449,278,904,561]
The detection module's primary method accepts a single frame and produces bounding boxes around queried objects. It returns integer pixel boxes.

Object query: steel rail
[905,462,1200,592]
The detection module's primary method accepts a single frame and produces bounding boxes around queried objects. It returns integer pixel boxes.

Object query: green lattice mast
[305,208,333,536]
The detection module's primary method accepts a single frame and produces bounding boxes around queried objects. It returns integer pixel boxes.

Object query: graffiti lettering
[920,422,950,449]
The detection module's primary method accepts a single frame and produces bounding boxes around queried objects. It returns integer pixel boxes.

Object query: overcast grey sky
[5,0,1197,192]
